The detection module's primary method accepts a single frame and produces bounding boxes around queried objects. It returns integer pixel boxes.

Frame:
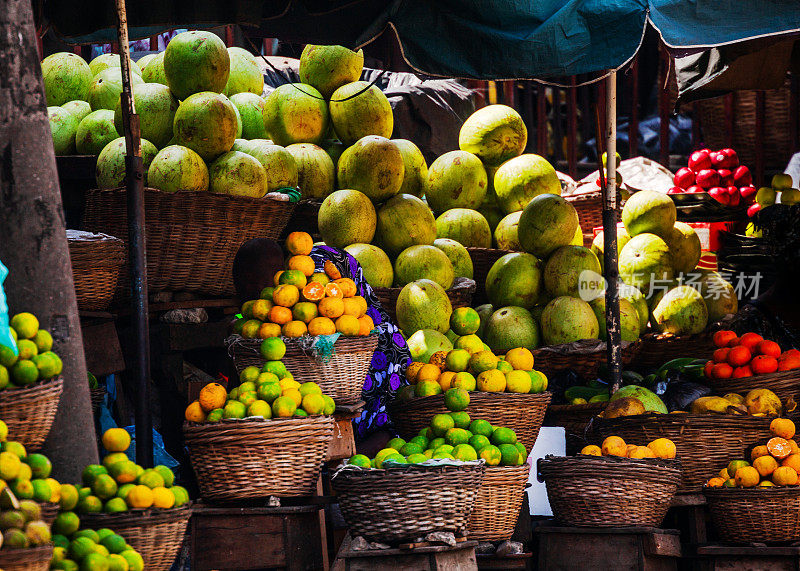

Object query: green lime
[257,382,281,403]
[409,435,429,450]
[104,497,128,513]
[387,437,406,451]
[399,442,424,456]
[10,312,38,339]
[239,366,260,384]
[82,464,108,486]
[116,483,135,499]
[453,444,478,461]
[262,360,289,379]
[479,445,502,466]
[171,485,189,507]
[237,390,257,407]
[11,359,38,385]
[10,478,34,499]
[137,469,165,489]
[107,554,128,571]
[430,413,455,437]
[260,286,275,300]
[223,400,247,419]
[498,443,523,466]
[348,454,371,468]
[248,399,272,418]
[121,549,145,571]
[496,360,514,373]
[445,428,471,446]
[78,495,103,513]
[259,337,286,361]
[432,452,455,460]
[450,307,480,336]
[452,371,477,391]
[382,453,407,465]
[78,487,92,501]
[448,411,471,429]
[53,534,69,549]
[406,453,428,464]
[293,409,308,417]
[434,444,454,455]
[418,427,434,440]
[26,453,52,478]
[31,478,53,502]
[468,419,493,438]
[100,533,127,554]
[96,529,116,540]
[80,553,109,571]
[469,434,491,452]
[73,528,99,542]
[53,511,80,536]
[428,437,445,451]
[515,442,527,458]
[444,349,471,373]
[40,351,62,375]
[256,371,279,385]
[206,409,224,422]
[33,330,53,352]
[0,345,18,368]
[0,364,8,389]
[68,537,96,560]
[15,339,38,360]
[443,387,470,412]
[491,427,517,446]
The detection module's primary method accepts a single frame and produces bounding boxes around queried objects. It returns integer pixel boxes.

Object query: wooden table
[332,535,478,571]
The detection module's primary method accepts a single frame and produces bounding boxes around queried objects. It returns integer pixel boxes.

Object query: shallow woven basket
[83,187,295,297]
[466,247,512,304]
[591,413,776,493]
[68,233,125,311]
[0,545,53,571]
[538,455,681,527]
[468,464,530,541]
[389,392,551,452]
[39,503,58,526]
[331,463,485,543]
[226,334,379,405]
[373,278,475,323]
[704,487,800,543]
[705,369,800,405]
[79,507,192,571]
[632,331,715,370]
[184,416,334,500]
[532,341,639,379]
[0,378,63,451]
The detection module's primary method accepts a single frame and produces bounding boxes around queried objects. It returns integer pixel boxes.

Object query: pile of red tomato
[704,330,800,379]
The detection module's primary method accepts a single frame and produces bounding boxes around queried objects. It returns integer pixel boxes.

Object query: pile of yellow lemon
[0,312,62,389]
[581,436,677,460]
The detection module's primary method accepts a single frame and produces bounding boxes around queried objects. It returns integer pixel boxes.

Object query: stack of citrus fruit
[232,231,374,339]
[0,496,51,551]
[705,418,800,488]
[0,312,62,389]
[0,419,66,507]
[580,436,677,460]
[71,429,189,516]
[50,525,144,571]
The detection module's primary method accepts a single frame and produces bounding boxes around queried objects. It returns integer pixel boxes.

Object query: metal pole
[114,0,153,467]
[603,72,623,392]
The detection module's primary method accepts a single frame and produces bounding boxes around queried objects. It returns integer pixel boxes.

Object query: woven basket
[538,455,681,527]
[591,413,777,493]
[82,187,295,297]
[0,378,63,451]
[545,402,608,454]
[79,507,192,571]
[466,247,512,304]
[468,464,530,541]
[331,463,485,543]
[39,503,58,526]
[0,545,53,571]
[226,334,378,405]
[704,487,800,543]
[705,369,800,405]
[389,392,551,452]
[373,277,475,324]
[67,232,125,311]
[184,416,334,500]
[89,386,106,412]
[631,331,716,370]
[282,199,321,241]
[532,340,640,379]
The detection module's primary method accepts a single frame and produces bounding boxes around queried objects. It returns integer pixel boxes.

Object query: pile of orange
[233,232,374,338]
[705,330,800,379]
[706,418,800,488]
[580,436,677,460]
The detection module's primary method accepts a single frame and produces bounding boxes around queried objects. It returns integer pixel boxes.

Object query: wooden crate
[332,535,478,571]
[327,401,364,462]
[692,545,800,570]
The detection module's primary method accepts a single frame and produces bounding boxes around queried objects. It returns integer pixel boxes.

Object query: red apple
[696,169,721,189]
[747,202,761,217]
[733,165,752,186]
[667,186,683,195]
[727,187,741,206]
[688,150,712,171]
[686,185,704,194]
[709,187,731,205]
[717,169,733,186]
[710,152,727,168]
[673,167,695,189]
[740,185,757,200]
[720,148,739,168]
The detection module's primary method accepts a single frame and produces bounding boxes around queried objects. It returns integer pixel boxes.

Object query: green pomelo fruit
[113,82,177,148]
[621,190,676,238]
[230,93,268,139]
[89,54,141,77]
[141,51,168,85]
[173,91,237,161]
[330,81,393,146]
[663,221,701,275]
[299,45,364,99]
[485,252,542,309]
[337,135,404,203]
[319,189,376,248]
[433,238,473,279]
[207,151,268,197]
[62,100,92,123]
[484,306,539,353]
[543,245,602,298]
[610,385,667,413]
[96,137,157,188]
[375,194,437,257]
[589,296,641,342]
[164,30,230,100]
[41,52,93,106]
[75,110,118,155]
[651,285,709,336]
[344,244,393,288]
[88,68,144,111]
[396,279,452,336]
[136,53,157,72]
[223,47,264,96]
[406,329,453,363]
[540,296,600,345]
[494,211,522,250]
[48,106,79,155]
[493,153,560,213]
[238,140,298,191]
[394,139,428,198]
[619,283,649,331]
[263,83,329,146]
[697,270,738,322]
[518,193,579,258]
[147,145,209,193]
[285,143,335,199]
[435,208,492,248]
[618,233,674,294]
[458,104,527,166]
[426,151,488,213]
[394,245,454,289]
[591,227,631,272]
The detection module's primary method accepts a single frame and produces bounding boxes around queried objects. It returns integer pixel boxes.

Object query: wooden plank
[334,400,366,415]
[341,541,477,558]
[644,532,682,558]
[696,545,800,556]
[161,321,230,352]
[670,493,706,507]
[476,553,530,569]
[81,320,125,375]
[191,513,287,570]
[193,503,321,516]
[327,414,357,461]
[537,526,678,536]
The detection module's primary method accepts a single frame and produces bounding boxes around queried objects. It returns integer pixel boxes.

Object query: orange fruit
[334,278,357,298]
[713,330,738,348]
[184,401,205,423]
[406,362,425,383]
[789,440,800,455]
[342,297,364,317]
[257,322,282,338]
[335,315,360,336]
[438,371,456,391]
[282,320,308,338]
[357,315,374,336]
[251,299,274,321]
[712,362,733,379]
[752,355,779,375]
[324,260,341,280]
[758,340,782,358]
[628,446,656,459]
[579,445,601,456]
[647,438,677,459]
[273,284,300,307]
[734,466,760,487]
[727,345,752,367]
[706,477,725,488]
[318,297,344,319]
[753,454,778,477]
[782,454,800,474]
[751,445,770,461]
[199,383,227,412]
[773,465,799,486]
[768,437,792,460]
[101,428,131,453]
[625,444,637,455]
[325,282,344,299]
[292,302,319,323]
[416,363,441,384]
[268,306,292,325]
[719,468,730,479]
[302,282,325,302]
[308,317,336,336]
[283,388,302,407]
[273,270,284,286]
[771,418,796,440]
[779,354,800,371]
[739,332,764,351]
[601,436,627,457]
[286,232,314,255]
[287,255,315,277]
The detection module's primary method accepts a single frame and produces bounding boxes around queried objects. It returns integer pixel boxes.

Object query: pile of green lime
[50,522,145,571]
[0,312,62,389]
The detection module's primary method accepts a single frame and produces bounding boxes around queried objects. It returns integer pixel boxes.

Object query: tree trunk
[0,0,99,479]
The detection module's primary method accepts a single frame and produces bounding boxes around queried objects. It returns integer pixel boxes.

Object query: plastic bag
[0,260,17,354]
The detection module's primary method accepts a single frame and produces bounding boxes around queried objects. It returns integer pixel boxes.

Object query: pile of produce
[688,389,791,416]
[668,148,755,208]
[750,173,800,216]
[705,418,800,488]
[0,312,62,388]
[51,524,144,571]
[704,330,800,380]
[580,435,677,460]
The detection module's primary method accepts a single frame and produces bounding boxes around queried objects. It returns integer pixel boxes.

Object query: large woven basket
[79,507,192,571]
[0,378,63,451]
[39,503,58,526]
[532,340,640,379]
[468,464,530,541]
[545,402,608,455]
[389,392,551,452]
[704,487,800,543]
[538,455,681,527]
[67,231,125,311]
[591,413,777,493]
[226,334,378,405]
[705,369,800,405]
[466,247,512,305]
[331,463,485,543]
[632,331,716,370]
[373,277,475,323]
[0,545,53,571]
[184,416,334,500]
[82,187,295,297]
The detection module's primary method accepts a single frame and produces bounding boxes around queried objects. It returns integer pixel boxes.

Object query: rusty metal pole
[114,0,153,467]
